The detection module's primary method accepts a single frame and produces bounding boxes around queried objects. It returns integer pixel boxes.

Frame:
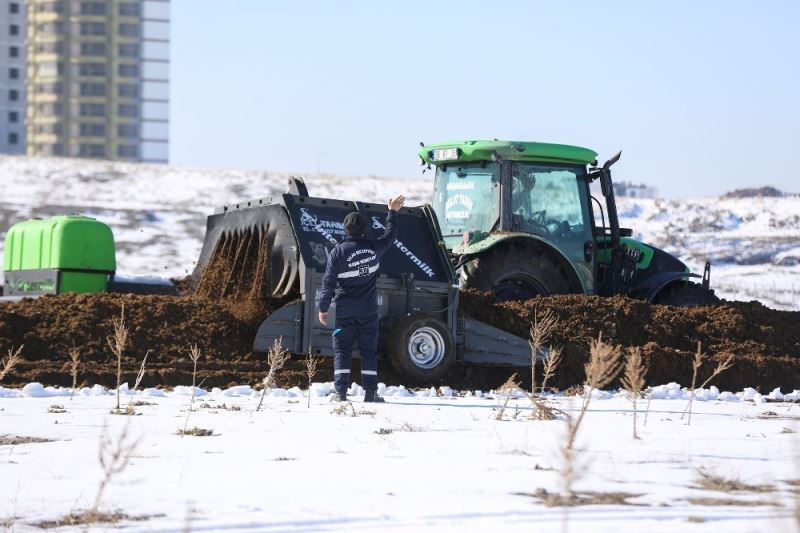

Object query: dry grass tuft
[32,510,155,529]
[48,404,67,414]
[621,347,647,439]
[257,338,290,412]
[525,488,642,507]
[529,309,559,394]
[685,496,778,507]
[0,435,54,446]
[177,427,214,437]
[694,468,776,493]
[0,344,23,383]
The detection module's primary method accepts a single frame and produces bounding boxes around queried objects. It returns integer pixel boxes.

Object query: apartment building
[0,0,26,154]
[0,0,169,162]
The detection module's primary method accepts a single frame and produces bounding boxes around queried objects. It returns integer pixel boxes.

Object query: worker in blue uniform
[318,195,406,402]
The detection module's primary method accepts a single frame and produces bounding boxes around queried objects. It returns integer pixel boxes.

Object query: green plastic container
[3,215,116,295]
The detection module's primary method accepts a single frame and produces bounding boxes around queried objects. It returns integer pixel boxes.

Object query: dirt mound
[1,288,798,392]
[459,290,800,392]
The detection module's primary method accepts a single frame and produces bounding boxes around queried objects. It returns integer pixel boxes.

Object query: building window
[38,22,66,33]
[117,123,138,138]
[80,22,107,36]
[39,2,64,14]
[118,84,139,98]
[35,123,64,135]
[117,145,138,158]
[9,133,18,144]
[119,3,139,16]
[118,23,140,37]
[80,2,107,15]
[79,83,106,96]
[80,42,106,56]
[80,103,106,117]
[10,24,19,36]
[118,44,138,57]
[80,123,105,136]
[9,46,19,58]
[9,3,20,15]
[37,103,64,115]
[118,64,139,77]
[118,104,138,117]
[9,111,18,123]
[9,89,19,101]
[35,82,63,94]
[36,42,65,54]
[79,144,106,157]
[77,63,106,76]
[9,67,19,80]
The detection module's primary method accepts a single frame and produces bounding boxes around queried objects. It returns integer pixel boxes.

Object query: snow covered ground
[1,155,798,309]
[1,382,799,532]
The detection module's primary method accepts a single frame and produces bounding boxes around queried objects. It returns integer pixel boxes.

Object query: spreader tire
[388,314,455,383]
[655,281,719,307]
[461,242,574,301]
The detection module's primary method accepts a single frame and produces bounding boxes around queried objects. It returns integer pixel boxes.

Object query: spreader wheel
[388,314,455,383]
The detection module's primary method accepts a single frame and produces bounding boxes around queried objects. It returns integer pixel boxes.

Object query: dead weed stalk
[257,338,290,412]
[68,342,80,400]
[567,335,623,450]
[496,374,520,421]
[0,344,23,383]
[621,347,647,439]
[683,343,734,425]
[305,346,321,408]
[529,309,558,395]
[540,345,563,395]
[180,345,203,437]
[91,422,140,517]
[106,305,129,411]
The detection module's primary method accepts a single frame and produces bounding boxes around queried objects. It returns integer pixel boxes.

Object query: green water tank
[3,215,116,295]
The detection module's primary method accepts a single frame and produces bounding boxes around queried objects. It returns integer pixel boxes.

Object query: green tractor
[420,140,717,305]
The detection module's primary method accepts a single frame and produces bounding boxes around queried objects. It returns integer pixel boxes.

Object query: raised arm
[375,195,405,257]
[318,247,340,325]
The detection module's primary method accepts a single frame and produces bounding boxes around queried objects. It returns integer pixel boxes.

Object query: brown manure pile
[459,290,800,392]
[0,286,798,392]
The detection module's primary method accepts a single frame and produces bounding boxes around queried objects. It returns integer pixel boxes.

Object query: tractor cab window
[510,163,587,244]
[432,162,500,237]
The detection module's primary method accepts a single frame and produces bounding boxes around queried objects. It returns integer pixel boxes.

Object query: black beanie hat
[343,212,366,237]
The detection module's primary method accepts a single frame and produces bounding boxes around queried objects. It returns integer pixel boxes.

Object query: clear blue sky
[170,0,799,198]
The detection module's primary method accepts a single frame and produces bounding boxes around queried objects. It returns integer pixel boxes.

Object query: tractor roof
[419,140,598,166]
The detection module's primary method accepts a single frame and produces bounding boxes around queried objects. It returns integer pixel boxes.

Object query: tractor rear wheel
[461,243,573,301]
[388,314,455,383]
[655,282,719,306]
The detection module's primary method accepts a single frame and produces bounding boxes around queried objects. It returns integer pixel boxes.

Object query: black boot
[363,391,385,403]
[330,391,347,402]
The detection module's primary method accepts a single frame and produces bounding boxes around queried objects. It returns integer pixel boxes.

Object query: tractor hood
[419,140,598,166]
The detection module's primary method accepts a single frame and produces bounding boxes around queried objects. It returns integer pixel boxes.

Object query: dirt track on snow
[0,287,798,392]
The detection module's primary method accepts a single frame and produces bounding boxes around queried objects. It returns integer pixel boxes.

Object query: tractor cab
[422,140,716,304]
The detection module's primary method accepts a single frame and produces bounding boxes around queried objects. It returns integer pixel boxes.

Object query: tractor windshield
[432,162,500,237]
[510,163,589,244]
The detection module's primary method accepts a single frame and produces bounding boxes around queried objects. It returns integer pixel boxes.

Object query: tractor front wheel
[388,314,455,383]
[655,282,719,306]
[461,243,573,301]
